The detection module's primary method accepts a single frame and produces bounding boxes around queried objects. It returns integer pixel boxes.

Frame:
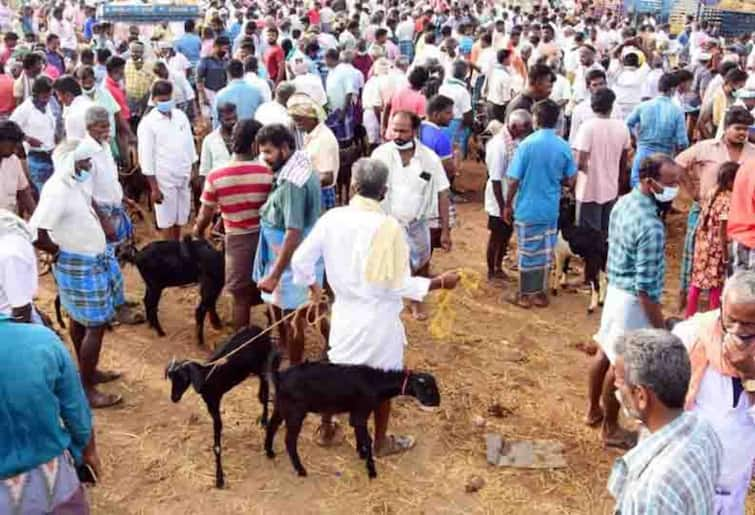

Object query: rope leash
[429,269,482,340]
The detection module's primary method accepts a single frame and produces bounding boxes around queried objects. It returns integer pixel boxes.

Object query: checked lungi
[730,239,755,275]
[95,203,133,248]
[515,221,558,296]
[27,151,54,195]
[320,186,337,211]
[398,40,414,61]
[53,247,125,327]
[679,201,701,294]
[404,218,432,273]
[325,104,355,142]
[252,223,323,310]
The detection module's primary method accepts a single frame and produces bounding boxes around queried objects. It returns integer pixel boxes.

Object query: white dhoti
[154,182,191,229]
[363,109,381,145]
[594,285,651,363]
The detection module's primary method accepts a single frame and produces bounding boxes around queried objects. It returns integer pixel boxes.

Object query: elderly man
[504,100,577,308]
[30,139,126,408]
[10,75,56,195]
[0,209,38,324]
[372,111,451,321]
[677,107,755,312]
[194,119,273,331]
[608,329,722,513]
[288,93,340,211]
[255,82,295,129]
[291,157,460,454]
[324,48,357,143]
[123,41,155,119]
[53,75,94,142]
[199,102,237,183]
[137,80,197,241]
[484,109,532,281]
[253,124,321,365]
[673,271,755,514]
[587,154,682,449]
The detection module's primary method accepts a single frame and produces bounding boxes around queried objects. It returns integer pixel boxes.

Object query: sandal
[375,434,416,458]
[506,293,531,309]
[315,421,345,447]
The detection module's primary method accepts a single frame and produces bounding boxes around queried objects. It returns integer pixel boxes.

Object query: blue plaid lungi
[321,186,336,211]
[252,223,323,310]
[53,247,125,327]
[27,152,54,194]
[96,203,133,247]
[404,218,431,272]
[325,104,355,142]
[515,221,558,295]
[680,201,701,293]
[399,40,414,61]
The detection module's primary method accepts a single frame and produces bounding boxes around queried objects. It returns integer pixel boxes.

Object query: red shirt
[104,75,130,121]
[201,162,273,234]
[728,160,755,248]
[307,9,320,25]
[264,45,285,82]
[0,74,14,116]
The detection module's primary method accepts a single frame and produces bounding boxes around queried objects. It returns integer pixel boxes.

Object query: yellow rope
[429,269,482,340]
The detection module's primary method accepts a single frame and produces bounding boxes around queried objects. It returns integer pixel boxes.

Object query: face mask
[82,86,95,96]
[156,99,174,113]
[393,138,414,150]
[72,169,91,182]
[653,185,679,203]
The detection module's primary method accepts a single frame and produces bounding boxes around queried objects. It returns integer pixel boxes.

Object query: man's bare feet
[93,369,122,384]
[87,388,122,409]
[506,293,531,309]
[532,293,549,308]
[374,434,415,457]
[410,301,428,321]
[602,426,637,450]
[584,407,604,428]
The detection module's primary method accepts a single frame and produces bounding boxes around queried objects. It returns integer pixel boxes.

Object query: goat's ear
[187,364,206,393]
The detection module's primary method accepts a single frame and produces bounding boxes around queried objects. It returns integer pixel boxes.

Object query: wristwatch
[744,379,755,393]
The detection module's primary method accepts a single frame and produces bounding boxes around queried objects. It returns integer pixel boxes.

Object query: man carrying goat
[291,157,460,456]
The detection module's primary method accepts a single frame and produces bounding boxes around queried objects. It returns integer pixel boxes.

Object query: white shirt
[485,65,513,105]
[63,95,94,141]
[0,233,37,316]
[550,74,572,104]
[610,64,650,119]
[326,63,357,111]
[320,6,335,23]
[484,129,518,217]
[438,79,472,119]
[9,98,56,152]
[254,100,293,128]
[291,204,431,371]
[83,135,123,206]
[137,108,197,187]
[49,17,76,51]
[396,19,415,41]
[244,72,272,103]
[572,62,604,106]
[293,73,328,106]
[199,128,231,177]
[372,141,450,224]
[170,69,195,104]
[29,173,107,256]
[168,52,191,75]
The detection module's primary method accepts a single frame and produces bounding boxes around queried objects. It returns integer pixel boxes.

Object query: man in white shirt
[362,58,393,151]
[0,209,38,323]
[30,138,126,408]
[568,69,619,146]
[675,271,755,515]
[609,52,650,119]
[53,75,94,142]
[137,80,197,240]
[371,111,451,320]
[438,60,473,157]
[291,157,459,454]
[199,102,236,179]
[291,58,327,106]
[255,82,295,129]
[153,61,195,115]
[243,56,273,103]
[10,76,56,194]
[48,6,76,58]
[484,48,514,123]
[325,48,357,141]
[571,45,603,109]
[396,13,415,61]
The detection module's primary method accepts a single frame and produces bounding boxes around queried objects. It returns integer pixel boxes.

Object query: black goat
[165,326,278,488]
[122,235,224,345]
[265,363,441,479]
[552,196,608,313]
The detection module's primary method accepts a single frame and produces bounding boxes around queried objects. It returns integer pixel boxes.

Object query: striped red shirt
[201,162,274,234]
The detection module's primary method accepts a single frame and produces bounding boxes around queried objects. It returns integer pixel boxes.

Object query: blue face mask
[156,99,174,114]
[72,169,91,183]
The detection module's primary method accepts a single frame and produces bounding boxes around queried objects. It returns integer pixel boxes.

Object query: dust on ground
[33,162,755,514]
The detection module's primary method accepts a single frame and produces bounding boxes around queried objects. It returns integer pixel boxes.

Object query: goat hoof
[265,450,275,459]
[216,479,225,489]
[258,416,268,427]
[551,289,558,296]
[587,308,594,315]
[598,301,604,307]
[297,469,308,477]
[156,329,166,337]
[368,471,377,479]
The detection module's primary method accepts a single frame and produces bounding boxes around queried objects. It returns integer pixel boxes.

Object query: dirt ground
[34,162,755,514]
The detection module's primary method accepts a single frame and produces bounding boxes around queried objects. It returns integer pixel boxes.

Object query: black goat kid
[165,326,278,488]
[122,235,224,345]
[265,364,441,479]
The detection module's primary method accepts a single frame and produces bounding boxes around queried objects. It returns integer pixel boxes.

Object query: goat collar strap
[400,370,411,396]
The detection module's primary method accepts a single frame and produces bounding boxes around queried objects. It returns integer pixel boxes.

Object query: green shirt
[259,171,321,231]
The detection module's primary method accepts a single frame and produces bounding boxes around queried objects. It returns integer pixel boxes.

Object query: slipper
[602,429,637,451]
[506,293,531,309]
[532,294,550,308]
[315,421,345,447]
[583,411,604,428]
[375,434,416,458]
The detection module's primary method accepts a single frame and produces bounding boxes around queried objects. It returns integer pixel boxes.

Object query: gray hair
[275,81,296,104]
[723,270,755,306]
[615,329,690,409]
[507,109,532,128]
[85,105,110,127]
[351,158,389,200]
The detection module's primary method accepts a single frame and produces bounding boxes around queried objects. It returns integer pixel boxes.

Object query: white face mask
[653,185,679,203]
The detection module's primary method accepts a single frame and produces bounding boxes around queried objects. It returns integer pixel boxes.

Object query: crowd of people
[1,0,755,512]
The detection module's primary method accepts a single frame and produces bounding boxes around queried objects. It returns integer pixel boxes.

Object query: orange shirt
[727,160,755,248]
[0,74,14,116]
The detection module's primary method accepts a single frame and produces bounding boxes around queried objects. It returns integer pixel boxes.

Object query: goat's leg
[560,256,570,289]
[257,376,269,426]
[144,286,165,337]
[353,423,376,479]
[598,271,607,306]
[194,303,207,347]
[585,257,600,314]
[284,411,308,476]
[264,406,284,458]
[207,399,225,488]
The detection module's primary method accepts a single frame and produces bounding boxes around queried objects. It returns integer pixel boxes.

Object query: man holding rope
[291,157,460,456]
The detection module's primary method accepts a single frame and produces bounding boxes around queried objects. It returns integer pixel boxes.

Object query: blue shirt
[506,128,577,223]
[213,79,263,127]
[0,316,92,477]
[607,188,666,303]
[419,121,453,160]
[83,16,96,41]
[227,21,242,43]
[626,96,688,154]
[174,33,202,67]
